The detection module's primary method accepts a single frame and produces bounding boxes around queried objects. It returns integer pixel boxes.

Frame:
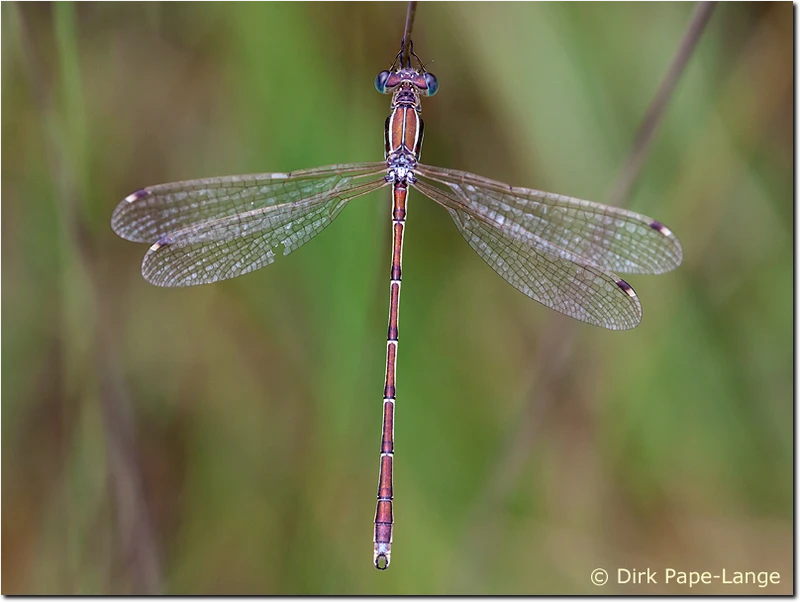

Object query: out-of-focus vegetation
[2,2,791,594]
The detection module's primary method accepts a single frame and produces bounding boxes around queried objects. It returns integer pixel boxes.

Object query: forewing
[413,178,642,330]
[416,164,682,275]
[111,162,385,243]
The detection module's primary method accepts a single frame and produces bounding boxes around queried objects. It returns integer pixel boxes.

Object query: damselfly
[111,41,682,571]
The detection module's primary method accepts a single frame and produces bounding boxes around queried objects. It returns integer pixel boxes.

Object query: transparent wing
[111,163,387,287]
[413,178,642,330]
[112,162,385,242]
[416,164,682,275]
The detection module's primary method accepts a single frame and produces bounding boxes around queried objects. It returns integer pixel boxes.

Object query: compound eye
[375,70,392,94]
[423,72,439,96]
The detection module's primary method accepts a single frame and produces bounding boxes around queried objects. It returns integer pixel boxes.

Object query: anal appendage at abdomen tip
[374,542,391,570]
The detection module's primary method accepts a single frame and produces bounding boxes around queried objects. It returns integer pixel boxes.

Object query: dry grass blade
[607,2,718,208]
[402,1,418,65]
[15,5,163,593]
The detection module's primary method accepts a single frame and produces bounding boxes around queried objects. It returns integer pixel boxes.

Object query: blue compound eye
[375,70,392,94]
[423,72,438,96]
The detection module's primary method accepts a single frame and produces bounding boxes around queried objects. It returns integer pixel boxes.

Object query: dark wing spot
[125,189,150,203]
[649,220,670,235]
[616,279,637,298]
[150,235,174,251]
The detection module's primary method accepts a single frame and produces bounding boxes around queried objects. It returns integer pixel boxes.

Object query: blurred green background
[2,2,792,594]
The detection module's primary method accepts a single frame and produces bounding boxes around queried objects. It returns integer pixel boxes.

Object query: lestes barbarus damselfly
[111,37,682,570]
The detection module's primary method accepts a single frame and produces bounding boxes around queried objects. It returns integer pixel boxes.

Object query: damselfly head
[376,39,437,97]
[374,68,438,97]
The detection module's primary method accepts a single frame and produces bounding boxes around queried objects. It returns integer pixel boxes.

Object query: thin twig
[401,1,417,66]
[608,2,717,207]
[455,3,717,585]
